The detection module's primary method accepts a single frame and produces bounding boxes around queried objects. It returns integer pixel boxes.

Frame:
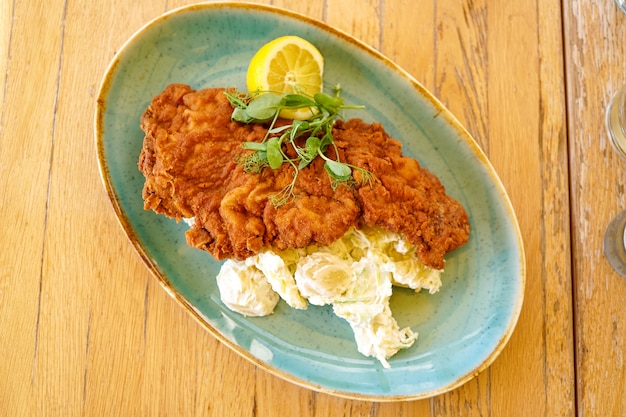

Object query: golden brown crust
[138,84,469,269]
[333,119,470,269]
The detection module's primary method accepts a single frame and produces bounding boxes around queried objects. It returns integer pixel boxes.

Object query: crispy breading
[333,119,470,269]
[139,84,469,269]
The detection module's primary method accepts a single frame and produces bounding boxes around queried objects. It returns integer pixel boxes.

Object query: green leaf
[241,141,267,151]
[266,137,284,169]
[289,119,309,142]
[319,132,333,150]
[296,137,320,169]
[324,160,352,179]
[314,92,343,112]
[281,94,317,109]
[292,119,309,130]
[231,107,253,123]
[305,137,321,157]
[246,94,282,120]
[268,125,292,134]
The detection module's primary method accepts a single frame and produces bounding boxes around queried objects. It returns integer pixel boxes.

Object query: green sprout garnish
[224,85,375,206]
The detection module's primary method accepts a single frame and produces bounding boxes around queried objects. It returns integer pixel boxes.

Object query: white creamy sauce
[213,225,442,367]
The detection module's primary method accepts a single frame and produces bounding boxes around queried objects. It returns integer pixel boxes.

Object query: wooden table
[2,0,625,415]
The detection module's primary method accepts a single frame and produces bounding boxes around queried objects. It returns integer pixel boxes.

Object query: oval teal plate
[95,2,525,401]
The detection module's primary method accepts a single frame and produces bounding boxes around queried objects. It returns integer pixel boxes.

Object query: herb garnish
[225,86,375,207]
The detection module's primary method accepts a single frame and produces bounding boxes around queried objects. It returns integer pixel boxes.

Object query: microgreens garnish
[224,86,375,206]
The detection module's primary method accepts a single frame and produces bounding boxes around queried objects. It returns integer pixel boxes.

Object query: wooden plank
[483,3,574,416]
[25,0,163,413]
[564,1,626,416]
[0,0,66,414]
[0,0,12,108]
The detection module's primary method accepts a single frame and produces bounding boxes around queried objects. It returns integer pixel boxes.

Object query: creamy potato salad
[214,226,442,368]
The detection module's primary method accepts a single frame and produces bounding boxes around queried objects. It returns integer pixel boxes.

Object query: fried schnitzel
[139,84,469,270]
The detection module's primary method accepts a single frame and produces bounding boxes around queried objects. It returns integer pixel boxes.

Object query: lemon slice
[246,36,324,120]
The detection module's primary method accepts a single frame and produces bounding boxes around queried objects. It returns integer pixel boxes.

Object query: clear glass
[604,86,626,278]
[606,85,626,160]
[604,211,626,278]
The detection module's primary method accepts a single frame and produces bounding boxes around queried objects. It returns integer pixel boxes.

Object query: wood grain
[0,0,583,415]
[564,1,626,416]
[1,0,66,414]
